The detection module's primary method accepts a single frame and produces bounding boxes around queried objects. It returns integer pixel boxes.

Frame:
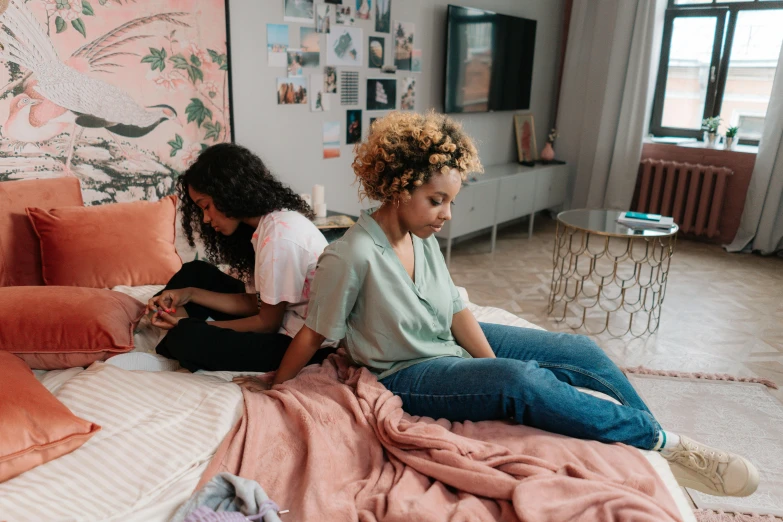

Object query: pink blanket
[200,355,683,522]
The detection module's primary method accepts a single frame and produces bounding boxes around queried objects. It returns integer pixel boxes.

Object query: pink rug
[624,367,783,521]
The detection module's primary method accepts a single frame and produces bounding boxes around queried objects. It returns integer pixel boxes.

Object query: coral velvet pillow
[0,352,100,483]
[26,195,182,288]
[0,287,146,370]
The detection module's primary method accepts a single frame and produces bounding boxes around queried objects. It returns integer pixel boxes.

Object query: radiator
[635,159,733,238]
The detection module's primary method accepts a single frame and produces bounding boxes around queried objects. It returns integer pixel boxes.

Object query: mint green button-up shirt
[305,209,470,379]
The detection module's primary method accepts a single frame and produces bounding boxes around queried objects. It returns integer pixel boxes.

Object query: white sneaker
[663,436,759,497]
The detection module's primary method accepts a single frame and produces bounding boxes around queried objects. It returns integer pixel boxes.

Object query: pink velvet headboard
[0,177,83,287]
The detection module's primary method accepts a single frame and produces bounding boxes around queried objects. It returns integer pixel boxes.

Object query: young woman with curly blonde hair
[254,111,758,498]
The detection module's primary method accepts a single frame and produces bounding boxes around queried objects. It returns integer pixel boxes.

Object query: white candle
[314,202,327,218]
[312,184,325,205]
[300,193,312,207]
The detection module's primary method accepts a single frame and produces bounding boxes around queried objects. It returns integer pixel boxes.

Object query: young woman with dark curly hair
[148,143,335,372]
[240,111,758,499]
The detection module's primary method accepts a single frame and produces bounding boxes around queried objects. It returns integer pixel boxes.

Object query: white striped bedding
[0,364,243,521]
[0,286,695,522]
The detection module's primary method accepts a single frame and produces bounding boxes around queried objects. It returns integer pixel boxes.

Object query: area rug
[625,371,783,520]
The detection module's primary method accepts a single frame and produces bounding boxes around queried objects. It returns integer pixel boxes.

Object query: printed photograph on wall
[299,27,320,67]
[411,49,422,72]
[267,24,289,67]
[346,109,362,144]
[327,27,363,67]
[401,78,415,110]
[324,66,337,93]
[356,0,371,20]
[315,4,331,34]
[340,71,359,105]
[310,74,328,112]
[366,78,396,111]
[277,77,308,105]
[368,36,384,69]
[300,27,319,52]
[514,113,538,162]
[0,0,232,207]
[284,0,314,24]
[335,6,354,26]
[323,121,340,159]
[375,0,391,33]
[393,21,414,71]
[287,49,304,76]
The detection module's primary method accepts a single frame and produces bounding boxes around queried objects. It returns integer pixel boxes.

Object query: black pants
[155,261,335,372]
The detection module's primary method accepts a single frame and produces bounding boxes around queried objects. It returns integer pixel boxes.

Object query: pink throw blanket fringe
[200,354,683,521]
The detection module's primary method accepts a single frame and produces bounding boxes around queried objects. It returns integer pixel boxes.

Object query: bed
[0,178,696,521]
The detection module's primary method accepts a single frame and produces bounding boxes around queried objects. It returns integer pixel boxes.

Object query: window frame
[650,0,783,146]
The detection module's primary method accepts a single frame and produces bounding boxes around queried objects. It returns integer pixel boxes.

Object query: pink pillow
[0,286,146,370]
[0,352,100,483]
[27,195,182,288]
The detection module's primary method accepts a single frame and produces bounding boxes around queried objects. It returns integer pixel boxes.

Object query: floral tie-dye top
[251,210,328,338]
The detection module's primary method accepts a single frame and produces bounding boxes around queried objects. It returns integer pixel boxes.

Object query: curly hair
[353,111,483,203]
[177,143,314,282]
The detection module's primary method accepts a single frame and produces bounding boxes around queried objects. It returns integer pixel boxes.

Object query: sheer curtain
[556,0,666,210]
[725,46,783,255]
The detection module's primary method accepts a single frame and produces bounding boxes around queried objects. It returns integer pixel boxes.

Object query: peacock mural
[0,0,231,206]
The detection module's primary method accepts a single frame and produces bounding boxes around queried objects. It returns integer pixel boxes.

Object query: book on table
[313,215,355,229]
[617,211,675,230]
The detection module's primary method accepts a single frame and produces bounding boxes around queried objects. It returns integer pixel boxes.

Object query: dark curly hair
[177,143,314,282]
[353,111,482,203]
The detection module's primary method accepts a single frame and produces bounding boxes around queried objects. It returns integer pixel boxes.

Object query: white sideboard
[436,162,570,265]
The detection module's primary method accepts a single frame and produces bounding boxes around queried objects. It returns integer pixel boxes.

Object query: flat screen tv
[444,5,536,113]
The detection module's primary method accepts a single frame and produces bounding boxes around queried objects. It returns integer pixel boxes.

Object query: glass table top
[556,209,679,237]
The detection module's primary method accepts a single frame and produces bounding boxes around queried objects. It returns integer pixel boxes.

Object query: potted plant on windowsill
[702,116,721,147]
[725,126,739,150]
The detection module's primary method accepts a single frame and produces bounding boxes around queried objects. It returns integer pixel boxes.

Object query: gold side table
[547,209,678,338]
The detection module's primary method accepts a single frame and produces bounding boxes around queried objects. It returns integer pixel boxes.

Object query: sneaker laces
[667,444,726,488]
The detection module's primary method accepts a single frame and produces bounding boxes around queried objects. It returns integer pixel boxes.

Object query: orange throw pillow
[27,195,182,288]
[0,352,100,483]
[0,287,146,370]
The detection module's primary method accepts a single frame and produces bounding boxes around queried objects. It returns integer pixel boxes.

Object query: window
[650,0,783,145]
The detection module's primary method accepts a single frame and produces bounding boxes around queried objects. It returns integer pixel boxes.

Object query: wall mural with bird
[0,0,231,207]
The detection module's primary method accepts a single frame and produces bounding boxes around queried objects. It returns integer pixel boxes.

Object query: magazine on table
[617,211,675,230]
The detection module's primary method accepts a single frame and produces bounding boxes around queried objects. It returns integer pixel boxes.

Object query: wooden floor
[448,214,783,394]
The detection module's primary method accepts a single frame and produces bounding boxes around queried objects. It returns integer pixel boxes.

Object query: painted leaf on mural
[71,18,87,38]
[204,121,221,142]
[168,134,184,157]
[171,53,203,84]
[185,98,212,127]
[141,47,167,72]
[81,1,94,16]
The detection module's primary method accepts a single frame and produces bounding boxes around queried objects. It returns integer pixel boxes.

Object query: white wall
[228,0,565,215]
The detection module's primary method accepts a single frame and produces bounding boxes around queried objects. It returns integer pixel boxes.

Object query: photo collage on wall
[273,0,422,156]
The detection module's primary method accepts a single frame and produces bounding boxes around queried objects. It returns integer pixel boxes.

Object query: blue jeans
[379,323,661,450]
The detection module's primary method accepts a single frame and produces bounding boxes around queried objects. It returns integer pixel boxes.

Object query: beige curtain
[725,45,783,255]
[556,0,666,210]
